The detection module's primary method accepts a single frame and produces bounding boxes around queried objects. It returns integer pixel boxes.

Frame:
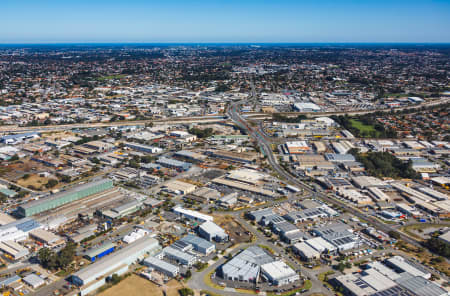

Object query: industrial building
[220,246,273,283]
[84,242,116,262]
[156,157,192,171]
[178,234,215,255]
[385,256,431,279]
[72,237,160,296]
[0,240,29,260]
[198,221,228,242]
[260,261,299,286]
[162,180,197,195]
[29,228,63,247]
[17,179,114,217]
[284,141,310,154]
[124,142,163,154]
[292,242,320,262]
[163,246,197,266]
[173,207,213,223]
[0,217,41,243]
[143,256,179,277]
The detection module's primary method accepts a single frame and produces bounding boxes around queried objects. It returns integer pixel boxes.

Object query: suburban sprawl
[0,44,449,296]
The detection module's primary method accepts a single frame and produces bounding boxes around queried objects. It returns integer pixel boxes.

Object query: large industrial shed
[143,256,179,277]
[84,242,116,262]
[198,221,228,242]
[17,179,113,217]
[179,234,215,255]
[72,237,160,296]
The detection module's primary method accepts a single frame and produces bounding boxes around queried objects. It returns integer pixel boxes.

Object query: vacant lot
[213,214,252,244]
[17,174,52,191]
[98,275,182,296]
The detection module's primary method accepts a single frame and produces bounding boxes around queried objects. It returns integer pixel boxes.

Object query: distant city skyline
[2,0,450,43]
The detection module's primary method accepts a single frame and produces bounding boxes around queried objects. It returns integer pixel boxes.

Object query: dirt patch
[17,174,52,190]
[98,275,183,296]
[213,214,252,244]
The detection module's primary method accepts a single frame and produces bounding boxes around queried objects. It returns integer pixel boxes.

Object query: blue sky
[1,0,450,43]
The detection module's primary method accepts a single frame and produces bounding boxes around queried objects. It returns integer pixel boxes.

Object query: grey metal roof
[396,273,447,296]
[179,234,214,251]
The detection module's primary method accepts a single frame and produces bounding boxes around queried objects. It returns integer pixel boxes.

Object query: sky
[1,0,450,43]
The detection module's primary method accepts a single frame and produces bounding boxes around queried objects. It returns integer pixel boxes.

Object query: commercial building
[206,150,258,164]
[198,221,228,242]
[178,234,215,255]
[143,256,179,277]
[260,261,299,286]
[17,179,114,217]
[72,237,160,296]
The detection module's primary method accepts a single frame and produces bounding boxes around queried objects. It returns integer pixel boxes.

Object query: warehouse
[163,180,197,195]
[84,242,116,262]
[173,207,213,222]
[29,228,63,247]
[156,157,191,171]
[163,246,197,266]
[368,187,391,202]
[385,256,431,279]
[72,237,160,296]
[124,142,163,154]
[220,246,273,283]
[352,176,386,189]
[17,179,114,217]
[292,242,320,262]
[305,237,336,253]
[178,234,215,255]
[284,141,310,154]
[143,256,179,277]
[198,221,228,242]
[189,187,221,202]
[417,187,448,201]
[212,177,275,197]
[23,274,45,289]
[174,150,207,163]
[260,261,299,286]
[293,102,321,112]
[0,240,29,260]
[392,183,433,203]
[0,218,41,243]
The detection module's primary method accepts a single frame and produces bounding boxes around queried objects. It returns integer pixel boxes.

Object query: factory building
[260,261,299,286]
[29,228,63,247]
[0,240,29,260]
[173,207,213,223]
[163,246,197,266]
[72,237,160,296]
[124,142,163,154]
[0,218,41,243]
[385,256,431,279]
[198,221,228,242]
[162,181,197,195]
[178,234,215,255]
[17,179,114,217]
[143,256,179,277]
[84,242,116,262]
[292,242,320,262]
[220,246,273,283]
[156,157,191,171]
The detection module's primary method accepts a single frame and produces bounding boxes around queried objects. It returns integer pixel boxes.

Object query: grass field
[97,275,182,296]
[349,119,378,136]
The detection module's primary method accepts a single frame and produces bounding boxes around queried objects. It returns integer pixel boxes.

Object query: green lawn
[349,119,376,133]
